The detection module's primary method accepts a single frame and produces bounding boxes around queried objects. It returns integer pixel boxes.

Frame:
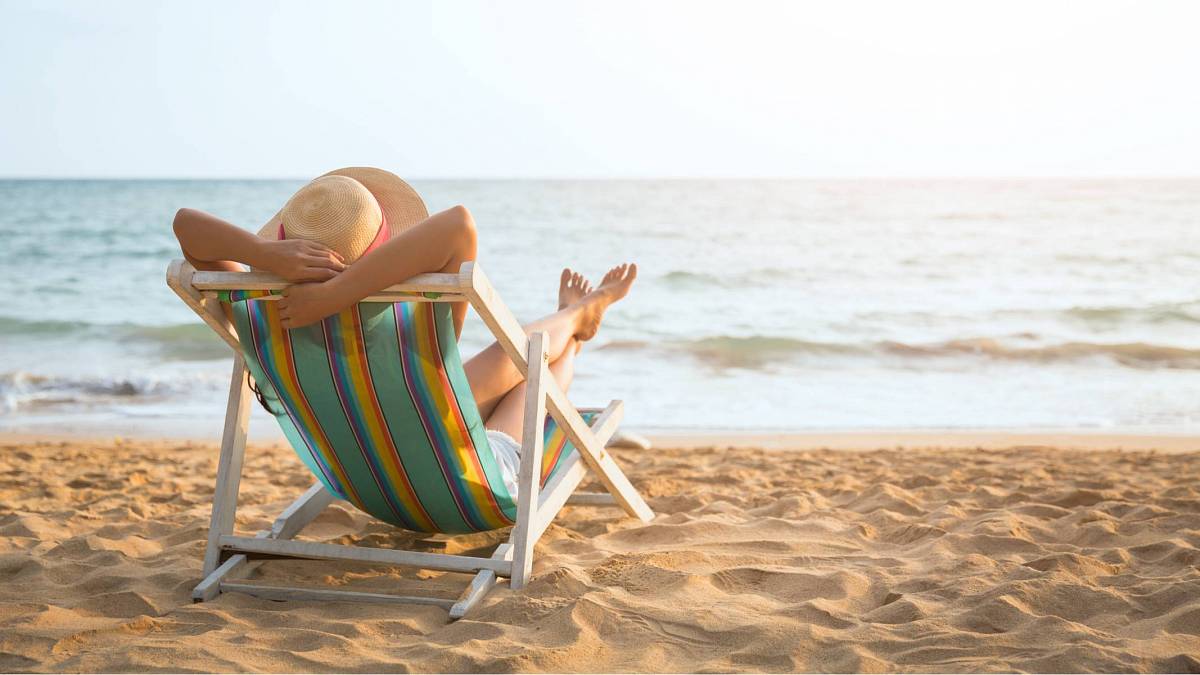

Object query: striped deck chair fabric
[220,292,593,535]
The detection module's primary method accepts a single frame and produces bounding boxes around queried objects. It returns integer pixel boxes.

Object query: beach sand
[2,434,1200,672]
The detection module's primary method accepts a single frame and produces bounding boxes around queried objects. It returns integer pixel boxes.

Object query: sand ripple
[1,439,1200,672]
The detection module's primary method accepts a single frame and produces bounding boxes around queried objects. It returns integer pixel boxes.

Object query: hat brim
[255,167,429,242]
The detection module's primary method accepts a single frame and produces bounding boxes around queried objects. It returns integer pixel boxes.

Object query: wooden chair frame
[165,259,654,618]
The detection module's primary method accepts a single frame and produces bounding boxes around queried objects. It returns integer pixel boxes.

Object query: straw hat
[256,167,429,262]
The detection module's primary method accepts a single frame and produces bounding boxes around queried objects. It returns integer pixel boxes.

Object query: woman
[172,167,636,491]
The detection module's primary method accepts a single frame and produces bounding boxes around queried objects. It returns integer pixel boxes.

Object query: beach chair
[166,259,654,618]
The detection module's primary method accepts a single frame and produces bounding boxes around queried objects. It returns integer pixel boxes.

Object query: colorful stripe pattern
[541,412,597,483]
[226,297,594,534]
[218,289,277,302]
[239,299,360,506]
[323,307,436,532]
[393,302,511,531]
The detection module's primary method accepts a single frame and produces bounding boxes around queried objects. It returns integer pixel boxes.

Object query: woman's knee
[447,204,477,256]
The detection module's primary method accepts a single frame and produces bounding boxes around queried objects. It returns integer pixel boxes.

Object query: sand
[2,435,1200,673]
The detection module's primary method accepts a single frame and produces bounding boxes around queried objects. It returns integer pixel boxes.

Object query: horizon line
[2,174,1199,182]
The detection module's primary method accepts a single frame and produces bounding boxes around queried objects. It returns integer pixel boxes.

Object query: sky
[1,0,1198,179]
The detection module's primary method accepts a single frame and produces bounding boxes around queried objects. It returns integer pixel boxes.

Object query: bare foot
[558,268,592,310]
[573,263,637,342]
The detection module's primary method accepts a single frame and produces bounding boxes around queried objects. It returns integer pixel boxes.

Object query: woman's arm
[278,205,477,334]
[172,208,346,280]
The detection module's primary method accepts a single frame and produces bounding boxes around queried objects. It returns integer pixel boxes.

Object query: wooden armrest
[189,269,465,294]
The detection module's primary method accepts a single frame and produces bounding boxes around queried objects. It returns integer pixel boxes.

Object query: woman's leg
[465,307,583,420]
[466,264,635,420]
[482,338,578,443]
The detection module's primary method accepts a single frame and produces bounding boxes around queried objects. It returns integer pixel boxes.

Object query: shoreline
[645,429,1200,452]
[3,428,1198,453]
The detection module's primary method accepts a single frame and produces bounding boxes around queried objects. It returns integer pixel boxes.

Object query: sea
[2,178,1199,439]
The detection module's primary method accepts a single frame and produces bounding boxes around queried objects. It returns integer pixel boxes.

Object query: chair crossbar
[567,492,618,506]
[220,582,457,608]
[220,536,514,575]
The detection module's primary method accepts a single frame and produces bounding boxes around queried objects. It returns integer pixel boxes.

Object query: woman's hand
[277,277,349,329]
[257,239,346,282]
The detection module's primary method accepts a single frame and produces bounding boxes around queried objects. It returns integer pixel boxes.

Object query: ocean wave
[1063,302,1200,326]
[602,334,1200,370]
[856,303,1200,330]
[0,370,220,414]
[660,270,722,288]
[125,323,228,360]
[0,315,226,360]
[601,335,863,369]
[0,316,87,336]
[659,267,808,290]
[681,336,861,369]
[932,210,1011,222]
[879,338,1200,368]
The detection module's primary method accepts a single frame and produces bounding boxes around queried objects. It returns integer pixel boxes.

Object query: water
[2,178,1199,438]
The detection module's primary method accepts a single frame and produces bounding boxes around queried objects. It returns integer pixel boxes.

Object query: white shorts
[485,429,521,498]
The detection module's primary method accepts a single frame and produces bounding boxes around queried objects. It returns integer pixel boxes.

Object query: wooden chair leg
[194,530,267,602]
[509,332,549,590]
[201,356,252,576]
[270,483,335,539]
[449,543,513,619]
[193,483,336,602]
